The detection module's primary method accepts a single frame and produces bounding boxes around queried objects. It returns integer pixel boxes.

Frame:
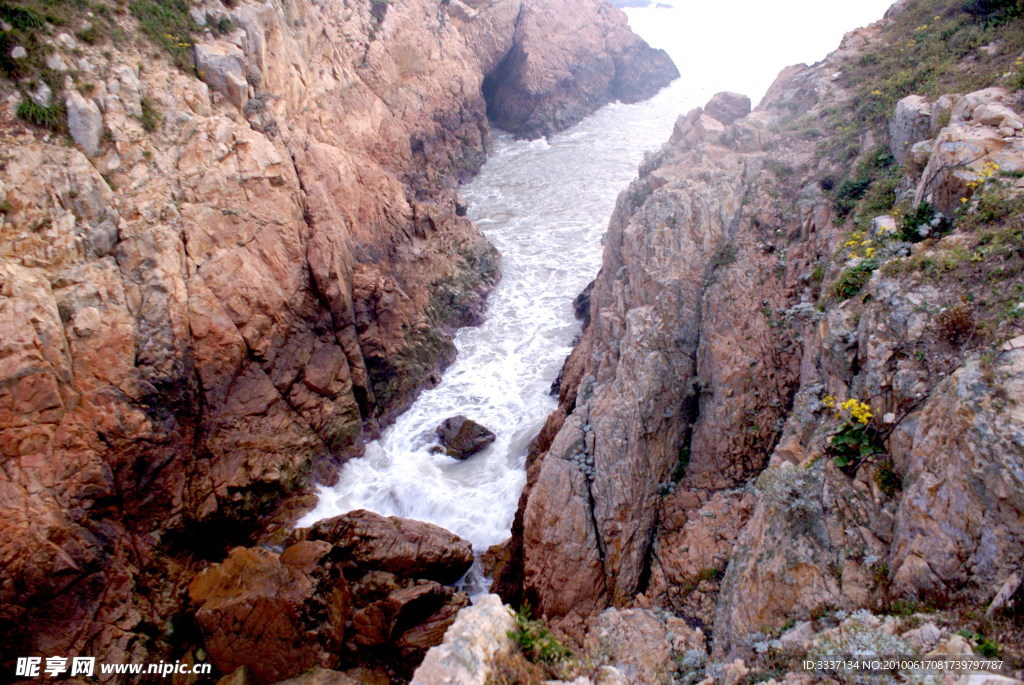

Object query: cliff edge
[504,0,1024,679]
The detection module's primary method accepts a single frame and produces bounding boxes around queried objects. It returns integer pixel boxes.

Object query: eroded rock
[434,415,497,459]
[297,509,474,584]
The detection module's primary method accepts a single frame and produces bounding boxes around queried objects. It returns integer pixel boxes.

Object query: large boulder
[188,546,348,684]
[412,594,517,685]
[297,509,474,584]
[193,39,249,110]
[434,415,496,459]
[703,91,751,126]
[352,581,469,656]
[65,91,103,156]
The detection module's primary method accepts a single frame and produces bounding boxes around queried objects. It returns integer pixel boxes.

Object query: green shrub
[957,630,1002,657]
[829,423,884,469]
[509,604,571,665]
[962,0,1024,22]
[901,202,949,242]
[834,178,871,218]
[139,96,161,132]
[831,258,878,300]
[873,458,901,496]
[129,0,196,70]
[16,97,65,131]
[75,19,103,44]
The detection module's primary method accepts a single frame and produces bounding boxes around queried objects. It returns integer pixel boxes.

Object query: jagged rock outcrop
[482,0,678,138]
[411,594,516,685]
[189,512,474,683]
[504,0,1024,675]
[0,0,674,674]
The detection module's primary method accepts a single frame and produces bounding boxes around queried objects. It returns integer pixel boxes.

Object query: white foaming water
[298,0,896,559]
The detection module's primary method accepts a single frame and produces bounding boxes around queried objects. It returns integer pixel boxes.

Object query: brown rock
[298,509,474,584]
[271,668,359,685]
[433,415,496,459]
[703,91,751,126]
[189,547,349,684]
[483,0,678,138]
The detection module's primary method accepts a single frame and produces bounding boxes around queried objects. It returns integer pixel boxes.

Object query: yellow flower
[865,247,876,258]
[840,398,873,424]
[871,89,882,96]
[823,395,837,408]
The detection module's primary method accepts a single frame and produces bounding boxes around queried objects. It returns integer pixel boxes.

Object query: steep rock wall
[0,0,675,670]
[508,0,1024,667]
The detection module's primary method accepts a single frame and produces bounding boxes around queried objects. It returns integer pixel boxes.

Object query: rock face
[502,0,1024,671]
[703,91,752,126]
[0,0,673,673]
[411,594,517,685]
[482,0,678,138]
[296,509,475,585]
[190,513,474,683]
[434,415,497,459]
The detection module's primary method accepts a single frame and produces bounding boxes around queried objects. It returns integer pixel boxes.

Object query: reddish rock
[0,0,666,668]
[351,581,469,657]
[297,510,474,584]
[189,547,350,684]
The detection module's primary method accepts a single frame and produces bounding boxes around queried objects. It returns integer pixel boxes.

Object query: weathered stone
[29,82,52,108]
[298,509,474,584]
[483,0,677,138]
[189,547,349,684]
[271,668,359,685]
[704,91,751,126]
[412,594,516,685]
[193,40,249,110]
[889,95,932,165]
[583,608,705,684]
[1,0,665,666]
[65,91,103,156]
[434,415,496,459]
[351,581,467,652]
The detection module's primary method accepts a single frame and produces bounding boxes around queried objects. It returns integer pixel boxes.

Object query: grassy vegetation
[827,0,1024,159]
[15,95,64,130]
[830,258,879,300]
[128,0,196,70]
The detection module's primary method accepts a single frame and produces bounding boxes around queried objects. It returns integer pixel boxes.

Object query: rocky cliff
[0,0,674,677]
[505,0,1024,679]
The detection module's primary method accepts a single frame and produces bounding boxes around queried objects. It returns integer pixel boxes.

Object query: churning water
[297,0,896,557]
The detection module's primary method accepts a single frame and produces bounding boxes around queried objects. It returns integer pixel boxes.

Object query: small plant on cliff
[753,464,820,519]
[16,96,65,132]
[825,397,884,470]
[129,0,196,71]
[510,603,572,666]
[958,629,1003,657]
[830,258,878,301]
[873,457,902,496]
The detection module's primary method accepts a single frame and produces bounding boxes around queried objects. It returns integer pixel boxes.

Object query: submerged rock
[434,415,497,459]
